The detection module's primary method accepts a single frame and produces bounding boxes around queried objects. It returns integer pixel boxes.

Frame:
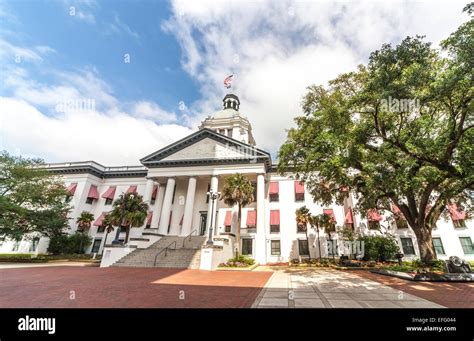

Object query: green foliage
[220,174,255,255]
[47,233,92,255]
[0,151,71,240]
[278,16,473,263]
[219,255,255,267]
[220,173,255,208]
[358,234,400,261]
[0,253,97,262]
[76,211,95,231]
[107,192,148,243]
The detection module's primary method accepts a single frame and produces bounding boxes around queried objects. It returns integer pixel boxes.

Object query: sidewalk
[252,268,444,308]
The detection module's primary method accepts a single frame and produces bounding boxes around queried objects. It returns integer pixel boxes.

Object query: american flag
[224,74,233,89]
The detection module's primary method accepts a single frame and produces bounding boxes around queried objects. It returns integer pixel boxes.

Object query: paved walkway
[0,267,271,308]
[351,270,474,308]
[252,268,444,308]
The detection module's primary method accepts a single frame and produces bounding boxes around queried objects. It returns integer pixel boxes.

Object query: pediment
[140,128,271,168]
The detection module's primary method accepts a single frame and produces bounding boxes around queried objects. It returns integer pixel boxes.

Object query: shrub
[48,233,92,255]
[357,234,400,261]
[219,255,255,268]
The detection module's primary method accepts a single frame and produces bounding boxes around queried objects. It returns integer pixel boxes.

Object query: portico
[143,167,267,242]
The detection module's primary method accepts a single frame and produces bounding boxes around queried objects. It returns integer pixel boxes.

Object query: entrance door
[199,212,208,235]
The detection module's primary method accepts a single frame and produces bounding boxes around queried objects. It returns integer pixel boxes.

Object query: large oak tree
[278,11,473,263]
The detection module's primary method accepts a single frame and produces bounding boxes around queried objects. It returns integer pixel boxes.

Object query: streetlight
[207,190,220,245]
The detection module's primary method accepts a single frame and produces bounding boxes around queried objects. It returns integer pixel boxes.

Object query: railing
[182,229,198,248]
[153,241,177,266]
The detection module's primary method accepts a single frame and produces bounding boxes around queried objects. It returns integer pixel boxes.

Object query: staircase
[113,235,206,269]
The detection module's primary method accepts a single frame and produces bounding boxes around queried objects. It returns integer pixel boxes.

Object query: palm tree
[76,211,94,233]
[308,213,332,260]
[100,214,115,255]
[108,192,148,244]
[295,206,311,260]
[220,173,254,257]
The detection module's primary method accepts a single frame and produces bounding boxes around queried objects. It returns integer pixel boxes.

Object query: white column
[143,178,154,204]
[158,178,175,235]
[181,177,197,236]
[206,175,219,235]
[151,183,163,229]
[255,174,266,264]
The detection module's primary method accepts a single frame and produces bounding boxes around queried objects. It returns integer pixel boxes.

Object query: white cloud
[0,97,192,165]
[132,101,177,123]
[105,14,140,40]
[164,0,470,155]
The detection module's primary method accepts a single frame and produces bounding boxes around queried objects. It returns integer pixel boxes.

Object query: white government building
[1,94,473,268]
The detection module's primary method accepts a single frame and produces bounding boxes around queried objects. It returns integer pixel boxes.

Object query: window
[97,226,105,233]
[119,226,127,233]
[150,198,156,205]
[459,237,474,254]
[432,238,445,255]
[224,225,231,233]
[396,218,408,229]
[242,239,253,256]
[91,239,102,253]
[453,219,467,228]
[297,223,306,233]
[12,241,20,252]
[85,197,94,204]
[103,198,112,205]
[368,221,380,230]
[228,129,233,138]
[400,238,415,255]
[298,239,309,256]
[271,240,281,256]
[295,193,305,201]
[65,195,72,203]
[206,184,210,203]
[270,210,280,233]
[269,193,279,202]
[29,238,39,252]
[294,181,305,201]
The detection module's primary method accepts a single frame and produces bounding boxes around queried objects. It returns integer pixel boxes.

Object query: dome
[212,108,242,119]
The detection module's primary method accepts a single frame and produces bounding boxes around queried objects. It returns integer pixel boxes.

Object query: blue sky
[1,0,197,114]
[0,0,470,165]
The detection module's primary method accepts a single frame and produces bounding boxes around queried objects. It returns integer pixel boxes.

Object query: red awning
[87,185,99,200]
[67,183,77,195]
[246,210,256,227]
[344,208,353,224]
[368,209,382,221]
[224,211,232,226]
[448,204,466,221]
[323,209,336,223]
[391,203,401,214]
[294,181,305,194]
[270,210,280,225]
[269,182,279,195]
[93,212,107,226]
[127,185,137,194]
[151,185,158,200]
[102,186,116,200]
[146,212,153,226]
